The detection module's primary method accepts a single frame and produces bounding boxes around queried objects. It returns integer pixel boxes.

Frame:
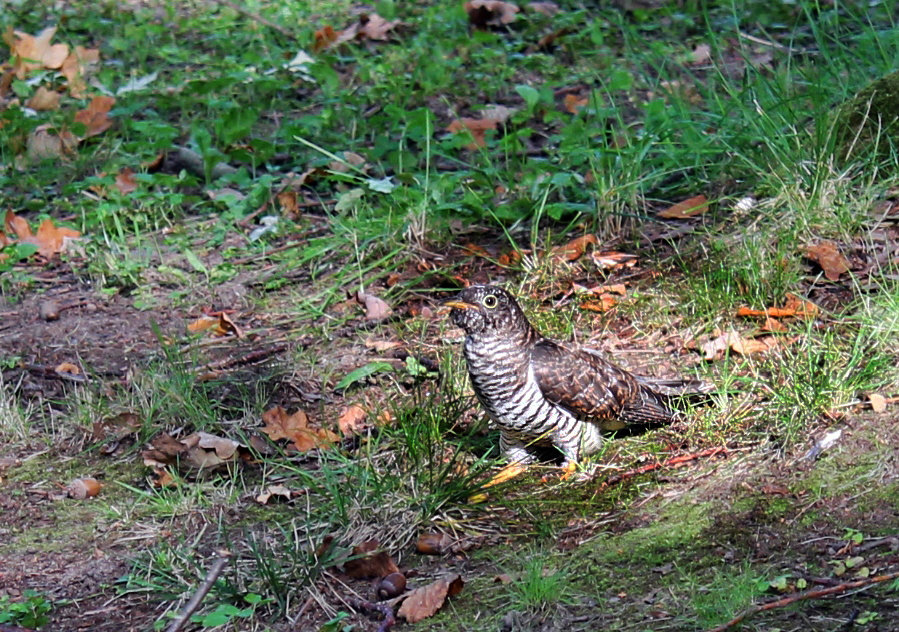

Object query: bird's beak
[444,299,478,311]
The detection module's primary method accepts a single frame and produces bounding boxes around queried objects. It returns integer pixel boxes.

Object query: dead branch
[598,447,728,489]
[164,550,232,632]
[706,570,899,632]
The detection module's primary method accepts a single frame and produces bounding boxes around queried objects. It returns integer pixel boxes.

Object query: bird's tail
[636,376,714,397]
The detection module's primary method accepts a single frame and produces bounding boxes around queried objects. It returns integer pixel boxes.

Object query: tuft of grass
[503,551,576,613]
[679,564,766,629]
[0,377,31,440]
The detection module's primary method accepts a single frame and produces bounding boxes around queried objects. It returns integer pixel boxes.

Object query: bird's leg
[558,441,585,481]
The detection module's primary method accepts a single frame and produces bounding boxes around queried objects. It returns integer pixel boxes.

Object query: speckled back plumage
[447,285,710,466]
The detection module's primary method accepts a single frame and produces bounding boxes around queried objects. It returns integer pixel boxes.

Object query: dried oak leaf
[337,404,368,437]
[804,240,850,281]
[465,1,519,28]
[397,574,464,623]
[4,26,69,78]
[657,194,709,219]
[343,539,400,579]
[260,405,338,452]
[74,95,115,138]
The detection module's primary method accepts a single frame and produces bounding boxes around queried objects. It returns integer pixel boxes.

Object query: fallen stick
[706,570,899,632]
[598,447,728,489]
[164,550,233,632]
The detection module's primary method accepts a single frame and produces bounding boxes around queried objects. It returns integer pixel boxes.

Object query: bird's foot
[468,463,529,503]
[560,461,579,481]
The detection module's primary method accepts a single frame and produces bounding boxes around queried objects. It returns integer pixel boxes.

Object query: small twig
[164,550,233,632]
[706,570,899,632]
[215,0,295,39]
[598,447,728,489]
[195,343,287,374]
[349,597,397,632]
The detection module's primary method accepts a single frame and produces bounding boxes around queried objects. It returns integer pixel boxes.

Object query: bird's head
[445,285,533,340]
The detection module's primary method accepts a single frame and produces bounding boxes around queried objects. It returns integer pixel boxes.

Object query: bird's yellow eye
[483,294,498,308]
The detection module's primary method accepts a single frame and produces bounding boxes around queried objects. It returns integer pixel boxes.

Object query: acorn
[376,572,406,600]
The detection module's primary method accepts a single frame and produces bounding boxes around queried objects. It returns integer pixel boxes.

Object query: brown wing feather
[531,340,679,426]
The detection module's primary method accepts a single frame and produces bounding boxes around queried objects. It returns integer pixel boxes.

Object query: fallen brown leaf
[698,330,785,360]
[580,296,617,312]
[337,404,368,437]
[260,406,338,452]
[804,240,850,281]
[186,312,243,337]
[736,293,818,320]
[5,210,32,240]
[74,95,115,138]
[398,574,464,623]
[553,234,598,261]
[25,86,61,111]
[563,93,588,113]
[4,26,69,78]
[313,25,339,52]
[364,338,402,352]
[343,539,400,579]
[115,167,138,195]
[657,194,709,219]
[255,484,294,504]
[142,432,189,468]
[357,291,393,321]
[869,393,887,413]
[447,117,500,149]
[60,45,100,97]
[691,43,711,65]
[26,124,78,162]
[461,242,491,258]
[465,0,519,27]
[590,250,638,269]
[358,13,401,40]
